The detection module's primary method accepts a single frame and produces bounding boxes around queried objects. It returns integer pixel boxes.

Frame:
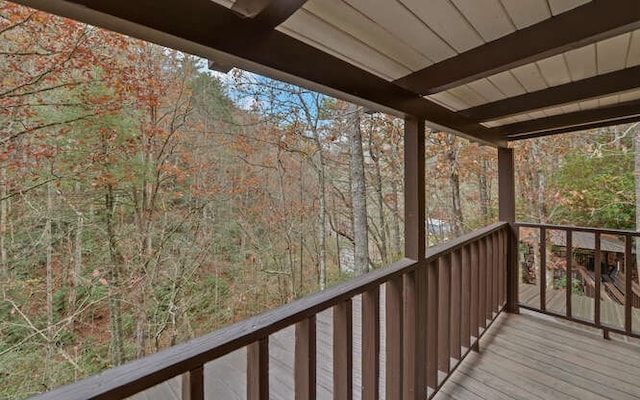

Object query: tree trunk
[106,186,126,366]
[369,125,388,264]
[68,211,83,332]
[446,134,463,236]
[0,165,7,280]
[317,153,327,289]
[528,141,547,223]
[390,179,402,258]
[299,158,305,294]
[349,105,369,275]
[45,183,54,343]
[479,154,489,224]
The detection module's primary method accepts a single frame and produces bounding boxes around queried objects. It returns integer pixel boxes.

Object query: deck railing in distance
[33,222,510,400]
[517,222,640,340]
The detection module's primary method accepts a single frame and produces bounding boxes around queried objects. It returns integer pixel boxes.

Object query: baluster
[385,276,403,399]
[486,235,493,320]
[478,238,487,330]
[334,300,353,400]
[470,241,480,351]
[426,260,439,389]
[498,229,507,308]
[540,228,547,312]
[247,338,269,400]
[438,255,451,374]
[450,250,462,360]
[295,317,316,400]
[461,245,471,350]
[625,234,633,333]
[492,232,499,314]
[594,232,601,326]
[362,287,380,400]
[566,229,573,318]
[182,366,204,400]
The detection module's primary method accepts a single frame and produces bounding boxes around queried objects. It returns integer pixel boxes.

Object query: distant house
[426,218,452,237]
[521,229,640,306]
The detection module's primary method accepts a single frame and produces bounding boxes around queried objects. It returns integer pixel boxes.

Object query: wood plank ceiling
[12,0,640,146]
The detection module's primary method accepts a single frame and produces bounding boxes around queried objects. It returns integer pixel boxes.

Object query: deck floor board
[435,311,640,400]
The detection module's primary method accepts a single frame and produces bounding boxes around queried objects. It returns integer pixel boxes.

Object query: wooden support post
[402,116,426,400]
[498,147,519,313]
[403,116,426,262]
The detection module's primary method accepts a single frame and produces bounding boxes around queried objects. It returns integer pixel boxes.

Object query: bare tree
[348,104,369,275]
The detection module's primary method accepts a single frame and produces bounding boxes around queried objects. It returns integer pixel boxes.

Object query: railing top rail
[426,221,508,261]
[33,221,509,400]
[516,222,640,237]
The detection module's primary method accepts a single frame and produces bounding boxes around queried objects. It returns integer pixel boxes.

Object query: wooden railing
[517,222,640,340]
[33,222,510,400]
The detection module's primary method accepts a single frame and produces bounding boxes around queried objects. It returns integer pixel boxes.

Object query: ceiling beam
[506,116,640,141]
[490,99,640,137]
[231,0,308,29]
[393,0,640,95]
[13,0,499,145]
[461,66,640,122]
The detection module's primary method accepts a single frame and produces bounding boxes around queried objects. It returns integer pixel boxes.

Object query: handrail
[517,221,637,236]
[516,222,640,340]
[426,221,508,260]
[34,221,510,400]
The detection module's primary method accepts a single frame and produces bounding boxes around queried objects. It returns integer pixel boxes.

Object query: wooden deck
[133,287,640,399]
[434,311,640,400]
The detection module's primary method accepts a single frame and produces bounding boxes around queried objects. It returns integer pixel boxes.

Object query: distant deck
[519,283,640,331]
[133,290,640,400]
